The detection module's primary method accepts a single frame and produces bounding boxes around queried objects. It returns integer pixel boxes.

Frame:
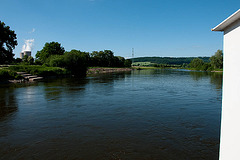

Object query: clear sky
[0,0,239,58]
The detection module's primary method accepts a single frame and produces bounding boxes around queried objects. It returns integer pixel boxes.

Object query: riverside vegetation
[0,21,132,82]
[1,20,222,82]
[131,50,223,71]
[0,43,132,82]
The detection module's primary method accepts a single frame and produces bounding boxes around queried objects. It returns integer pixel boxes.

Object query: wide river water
[0,69,222,160]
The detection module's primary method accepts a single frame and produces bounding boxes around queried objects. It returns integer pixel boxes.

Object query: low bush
[8,65,69,77]
[0,69,22,81]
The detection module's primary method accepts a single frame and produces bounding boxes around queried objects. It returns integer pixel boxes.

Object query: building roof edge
[212,9,240,31]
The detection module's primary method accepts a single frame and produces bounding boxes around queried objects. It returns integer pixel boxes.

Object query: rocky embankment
[8,72,43,83]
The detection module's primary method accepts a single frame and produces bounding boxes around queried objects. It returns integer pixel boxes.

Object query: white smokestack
[22,39,34,52]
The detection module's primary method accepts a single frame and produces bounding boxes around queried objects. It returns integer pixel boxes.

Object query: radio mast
[132,48,134,64]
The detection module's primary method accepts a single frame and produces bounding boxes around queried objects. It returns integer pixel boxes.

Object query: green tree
[0,21,17,64]
[124,59,132,67]
[210,50,223,69]
[27,56,34,65]
[90,50,115,67]
[47,55,65,67]
[189,58,204,70]
[113,56,125,67]
[22,55,34,65]
[22,55,29,62]
[36,42,65,63]
[104,50,115,67]
[15,58,22,63]
[64,50,89,77]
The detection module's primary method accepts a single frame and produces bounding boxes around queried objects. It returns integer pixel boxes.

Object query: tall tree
[0,21,17,64]
[64,50,89,77]
[36,42,65,63]
[189,58,204,69]
[89,50,115,67]
[210,50,223,69]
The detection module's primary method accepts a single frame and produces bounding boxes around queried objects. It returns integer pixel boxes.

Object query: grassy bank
[8,65,70,77]
[1,65,133,82]
[0,68,23,82]
[1,65,71,82]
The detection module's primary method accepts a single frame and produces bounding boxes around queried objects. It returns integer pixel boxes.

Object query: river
[0,69,222,159]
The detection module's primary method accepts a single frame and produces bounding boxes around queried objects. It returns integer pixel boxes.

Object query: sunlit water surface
[0,69,222,159]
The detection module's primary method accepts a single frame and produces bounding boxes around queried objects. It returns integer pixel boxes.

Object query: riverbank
[0,66,133,84]
[87,67,132,75]
[132,66,223,73]
[1,66,222,84]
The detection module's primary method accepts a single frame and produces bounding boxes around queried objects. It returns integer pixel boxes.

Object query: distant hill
[131,57,210,65]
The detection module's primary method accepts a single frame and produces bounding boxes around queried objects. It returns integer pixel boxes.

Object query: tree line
[132,57,210,65]
[34,42,131,76]
[0,21,131,77]
[131,52,223,71]
[188,50,223,71]
[0,21,17,64]
[0,20,223,78]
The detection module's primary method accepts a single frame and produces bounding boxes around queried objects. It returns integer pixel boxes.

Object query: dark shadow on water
[89,71,131,83]
[42,73,130,101]
[43,78,91,101]
[190,71,223,90]
[0,87,18,118]
[132,69,171,75]
[210,72,223,90]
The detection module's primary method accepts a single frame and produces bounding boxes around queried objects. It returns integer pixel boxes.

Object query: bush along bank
[187,50,223,72]
[0,69,23,83]
[0,65,71,83]
[8,65,70,78]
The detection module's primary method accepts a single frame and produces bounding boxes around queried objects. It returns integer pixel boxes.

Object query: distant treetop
[0,21,18,64]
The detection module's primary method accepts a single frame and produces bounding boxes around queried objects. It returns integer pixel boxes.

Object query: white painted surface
[219,18,240,160]
[212,9,240,31]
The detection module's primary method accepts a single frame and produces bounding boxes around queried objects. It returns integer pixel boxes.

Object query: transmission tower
[132,48,134,64]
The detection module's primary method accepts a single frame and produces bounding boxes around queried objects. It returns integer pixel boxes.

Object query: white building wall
[20,52,24,59]
[220,19,240,160]
[24,51,31,57]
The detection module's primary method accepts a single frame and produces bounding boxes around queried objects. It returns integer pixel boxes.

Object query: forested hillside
[131,57,210,65]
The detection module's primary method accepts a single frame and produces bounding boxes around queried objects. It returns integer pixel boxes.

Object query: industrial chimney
[20,39,34,59]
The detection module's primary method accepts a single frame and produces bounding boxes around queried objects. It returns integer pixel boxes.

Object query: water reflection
[0,87,18,118]
[42,74,130,101]
[90,71,131,83]
[43,78,90,101]
[210,72,223,90]
[132,69,169,75]
[0,70,222,159]
[190,71,223,90]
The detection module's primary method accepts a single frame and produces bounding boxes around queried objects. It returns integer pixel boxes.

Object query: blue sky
[0,0,239,58]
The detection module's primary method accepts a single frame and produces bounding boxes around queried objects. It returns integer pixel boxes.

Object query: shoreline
[87,67,132,75]
[1,67,133,84]
[1,67,223,84]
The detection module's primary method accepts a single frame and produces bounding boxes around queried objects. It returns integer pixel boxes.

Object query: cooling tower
[20,51,31,59]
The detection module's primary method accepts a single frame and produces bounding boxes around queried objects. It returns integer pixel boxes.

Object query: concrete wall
[220,19,240,160]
